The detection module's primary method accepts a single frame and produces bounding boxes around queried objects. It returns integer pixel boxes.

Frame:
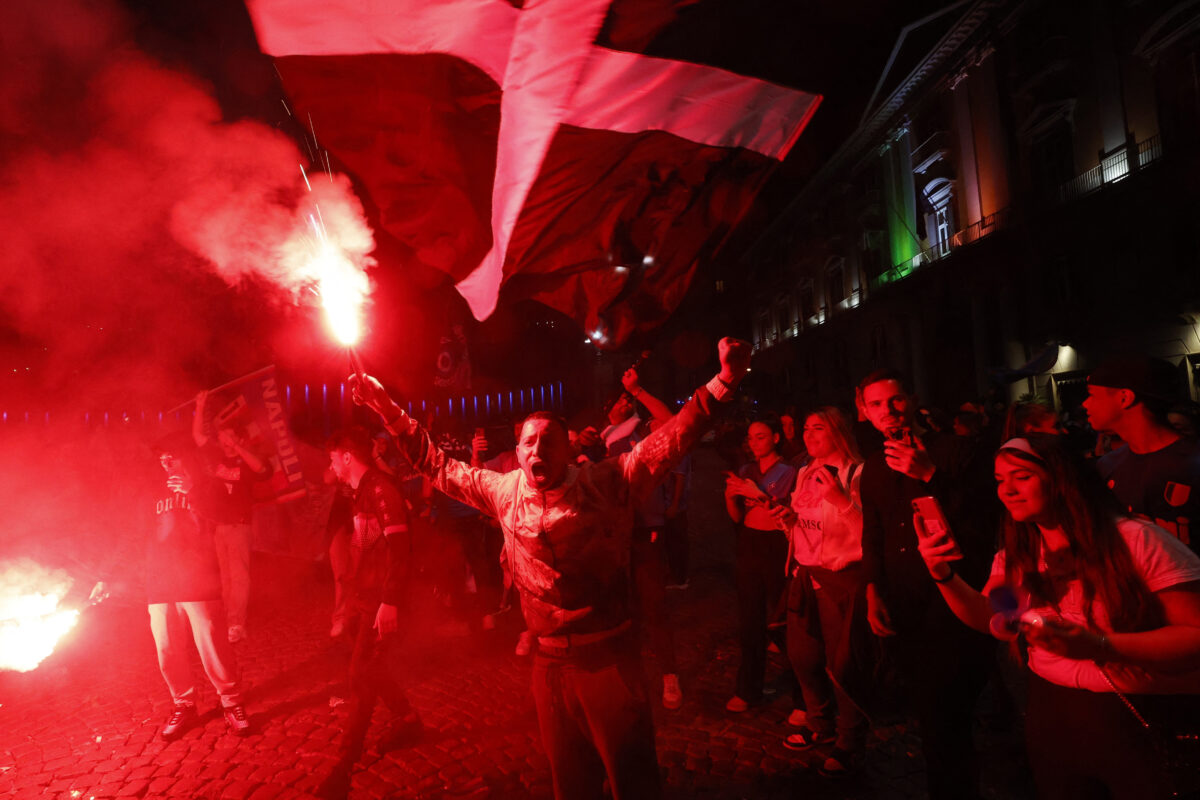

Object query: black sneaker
[223,704,251,736]
[376,714,423,753]
[818,747,863,777]
[315,764,352,800]
[161,704,198,741]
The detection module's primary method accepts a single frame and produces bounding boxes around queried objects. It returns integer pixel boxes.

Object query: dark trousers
[786,565,869,750]
[438,514,503,618]
[1025,672,1172,800]
[663,512,689,586]
[531,634,661,800]
[734,527,790,702]
[631,532,677,674]
[894,621,992,800]
[338,612,413,768]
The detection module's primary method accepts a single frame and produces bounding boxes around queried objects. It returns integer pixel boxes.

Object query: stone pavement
[0,447,1034,800]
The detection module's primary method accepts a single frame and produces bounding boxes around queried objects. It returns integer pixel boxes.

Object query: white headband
[997,437,1045,462]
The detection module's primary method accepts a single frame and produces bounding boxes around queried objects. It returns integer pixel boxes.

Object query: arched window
[923,178,955,257]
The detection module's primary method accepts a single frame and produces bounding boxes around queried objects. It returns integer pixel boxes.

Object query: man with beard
[857,369,994,799]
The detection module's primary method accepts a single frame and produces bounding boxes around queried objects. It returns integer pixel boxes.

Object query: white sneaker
[227,625,246,644]
[662,674,682,710]
[787,708,807,727]
[223,704,251,737]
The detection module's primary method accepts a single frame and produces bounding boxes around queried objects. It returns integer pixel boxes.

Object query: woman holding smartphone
[724,419,798,712]
[916,434,1200,799]
[771,408,870,776]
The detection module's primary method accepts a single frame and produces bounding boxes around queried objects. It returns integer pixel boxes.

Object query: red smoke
[1,0,374,411]
[0,0,374,576]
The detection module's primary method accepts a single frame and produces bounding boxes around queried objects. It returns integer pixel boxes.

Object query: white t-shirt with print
[990,517,1200,693]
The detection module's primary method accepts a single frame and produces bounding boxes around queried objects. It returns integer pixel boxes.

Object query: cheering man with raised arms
[349,337,751,800]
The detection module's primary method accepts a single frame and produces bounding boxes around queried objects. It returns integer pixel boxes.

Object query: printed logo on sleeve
[1164,481,1192,508]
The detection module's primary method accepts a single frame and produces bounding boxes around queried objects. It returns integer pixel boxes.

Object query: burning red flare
[313,240,367,347]
[285,173,374,349]
[0,560,80,673]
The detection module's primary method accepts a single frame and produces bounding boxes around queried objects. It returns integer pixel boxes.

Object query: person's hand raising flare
[348,373,392,414]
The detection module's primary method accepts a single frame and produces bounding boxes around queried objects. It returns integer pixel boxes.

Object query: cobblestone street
[1,448,1032,800]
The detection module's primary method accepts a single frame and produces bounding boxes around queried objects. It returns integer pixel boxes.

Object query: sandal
[782,727,833,750]
[818,747,862,777]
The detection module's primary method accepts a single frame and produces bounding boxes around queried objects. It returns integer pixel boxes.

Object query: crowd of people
[94,340,1200,800]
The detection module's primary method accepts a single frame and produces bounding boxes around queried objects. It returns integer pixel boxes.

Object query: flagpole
[163,365,276,415]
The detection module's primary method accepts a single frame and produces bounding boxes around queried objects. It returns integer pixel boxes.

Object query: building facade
[740,0,1200,413]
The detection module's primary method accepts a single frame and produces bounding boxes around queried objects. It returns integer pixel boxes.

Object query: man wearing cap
[1085,356,1200,551]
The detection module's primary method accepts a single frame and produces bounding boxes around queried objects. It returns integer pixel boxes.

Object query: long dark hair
[999,435,1162,632]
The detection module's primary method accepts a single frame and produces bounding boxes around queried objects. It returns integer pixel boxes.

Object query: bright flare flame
[313,240,367,347]
[0,560,79,673]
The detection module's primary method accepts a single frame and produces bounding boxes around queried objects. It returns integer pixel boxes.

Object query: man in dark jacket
[857,369,994,799]
[317,427,421,800]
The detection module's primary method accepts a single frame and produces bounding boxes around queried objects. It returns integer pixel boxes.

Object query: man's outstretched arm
[350,376,503,519]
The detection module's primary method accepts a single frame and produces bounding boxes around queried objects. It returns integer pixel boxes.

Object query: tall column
[951,70,982,226]
[881,125,920,276]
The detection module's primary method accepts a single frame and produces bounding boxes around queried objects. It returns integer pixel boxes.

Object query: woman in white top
[772,407,870,776]
[916,435,1200,799]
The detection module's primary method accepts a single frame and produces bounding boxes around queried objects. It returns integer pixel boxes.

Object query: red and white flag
[246,0,820,345]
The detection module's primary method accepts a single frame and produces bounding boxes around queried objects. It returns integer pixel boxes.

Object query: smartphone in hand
[912,495,949,538]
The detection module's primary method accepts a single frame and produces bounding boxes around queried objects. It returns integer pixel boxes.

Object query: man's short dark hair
[857,368,911,395]
[520,410,570,438]
[326,426,373,463]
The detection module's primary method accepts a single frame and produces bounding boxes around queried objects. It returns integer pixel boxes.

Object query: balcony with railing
[871,207,1011,289]
[1058,133,1163,202]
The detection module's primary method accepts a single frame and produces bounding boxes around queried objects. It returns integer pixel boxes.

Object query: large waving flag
[247,0,820,345]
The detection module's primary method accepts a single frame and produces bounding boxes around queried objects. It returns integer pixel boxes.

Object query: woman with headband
[915,434,1200,799]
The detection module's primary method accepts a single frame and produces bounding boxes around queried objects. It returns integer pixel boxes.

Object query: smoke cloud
[0,0,374,581]
[1,0,374,410]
